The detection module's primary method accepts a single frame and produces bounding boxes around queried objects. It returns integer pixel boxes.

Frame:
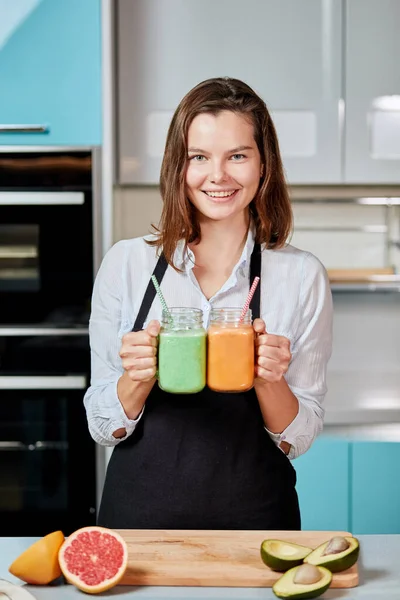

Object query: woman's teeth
[204,190,236,197]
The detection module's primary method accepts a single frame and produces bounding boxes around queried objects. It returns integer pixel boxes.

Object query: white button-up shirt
[83,228,333,460]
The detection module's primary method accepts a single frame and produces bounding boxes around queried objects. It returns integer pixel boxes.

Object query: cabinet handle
[0,327,88,336]
[0,375,86,390]
[0,124,50,133]
[0,441,69,451]
[0,191,84,206]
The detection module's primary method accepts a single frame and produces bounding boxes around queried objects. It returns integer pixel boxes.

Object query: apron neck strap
[249,243,262,320]
[132,252,168,332]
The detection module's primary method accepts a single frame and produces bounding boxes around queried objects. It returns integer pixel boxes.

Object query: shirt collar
[173,239,194,270]
[172,222,256,272]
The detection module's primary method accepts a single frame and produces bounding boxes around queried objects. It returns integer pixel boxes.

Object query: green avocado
[304,536,360,573]
[273,564,332,599]
[260,539,313,571]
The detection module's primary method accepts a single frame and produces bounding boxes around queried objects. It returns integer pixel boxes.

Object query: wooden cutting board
[116,529,359,588]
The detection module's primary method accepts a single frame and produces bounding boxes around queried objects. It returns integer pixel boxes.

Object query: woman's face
[185,110,263,223]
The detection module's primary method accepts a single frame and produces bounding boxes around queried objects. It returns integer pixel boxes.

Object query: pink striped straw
[239,276,260,323]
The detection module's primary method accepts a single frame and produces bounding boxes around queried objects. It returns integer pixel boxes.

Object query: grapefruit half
[58,526,128,594]
[8,530,65,584]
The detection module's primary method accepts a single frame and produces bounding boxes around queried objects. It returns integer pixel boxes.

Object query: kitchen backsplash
[291,201,400,272]
[113,186,162,241]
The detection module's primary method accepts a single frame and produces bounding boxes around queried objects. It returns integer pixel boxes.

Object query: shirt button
[204,304,210,311]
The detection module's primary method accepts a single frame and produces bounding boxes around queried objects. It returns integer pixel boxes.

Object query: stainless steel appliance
[0,149,101,536]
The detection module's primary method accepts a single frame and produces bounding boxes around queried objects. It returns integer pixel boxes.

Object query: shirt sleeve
[265,252,333,459]
[83,241,144,447]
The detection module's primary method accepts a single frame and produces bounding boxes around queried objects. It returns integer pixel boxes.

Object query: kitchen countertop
[1,534,399,599]
[321,422,400,442]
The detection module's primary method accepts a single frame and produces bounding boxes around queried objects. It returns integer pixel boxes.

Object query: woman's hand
[119,320,160,382]
[253,318,291,383]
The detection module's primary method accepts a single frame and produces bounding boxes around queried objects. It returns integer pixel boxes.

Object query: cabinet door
[294,438,350,531]
[345,0,400,183]
[351,442,400,534]
[117,0,342,185]
[0,0,101,146]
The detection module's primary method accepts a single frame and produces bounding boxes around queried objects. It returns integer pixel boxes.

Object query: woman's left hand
[253,318,292,383]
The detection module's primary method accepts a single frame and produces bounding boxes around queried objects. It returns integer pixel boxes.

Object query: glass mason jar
[207,308,255,393]
[158,307,206,394]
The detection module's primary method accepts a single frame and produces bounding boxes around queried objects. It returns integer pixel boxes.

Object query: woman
[84,77,333,530]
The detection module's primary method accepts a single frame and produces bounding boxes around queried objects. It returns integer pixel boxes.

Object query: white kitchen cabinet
[116,0,400,186]
[116,0,342,185]
[345,0,400,183]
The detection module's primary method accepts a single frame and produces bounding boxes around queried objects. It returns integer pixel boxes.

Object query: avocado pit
[293,564,322,585]
[322,536,350,556]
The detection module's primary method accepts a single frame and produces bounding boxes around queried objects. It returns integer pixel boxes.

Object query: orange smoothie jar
[207,308,255,393]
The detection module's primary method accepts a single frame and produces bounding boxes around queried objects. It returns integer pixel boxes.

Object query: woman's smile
[202,189,240,202]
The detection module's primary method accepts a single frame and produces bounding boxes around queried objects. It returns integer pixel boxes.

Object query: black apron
[98,244,300,530]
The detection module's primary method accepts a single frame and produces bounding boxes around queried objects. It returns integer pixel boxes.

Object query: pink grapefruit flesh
[58,526,128,594]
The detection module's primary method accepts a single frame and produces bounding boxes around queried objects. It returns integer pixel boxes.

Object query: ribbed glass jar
[158,307,206,394]
[207,308,254,393]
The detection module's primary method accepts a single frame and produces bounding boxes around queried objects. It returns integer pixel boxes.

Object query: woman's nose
[209,165,228,184]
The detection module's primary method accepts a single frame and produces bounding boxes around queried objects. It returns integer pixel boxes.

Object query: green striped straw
[151,275,172,322]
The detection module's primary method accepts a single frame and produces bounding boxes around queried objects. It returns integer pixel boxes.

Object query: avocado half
[273,565,332,599]
[304,536,360,573]
[260,539,313,571]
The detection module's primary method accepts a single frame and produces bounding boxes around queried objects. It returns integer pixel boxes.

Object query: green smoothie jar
[158,308,206,394]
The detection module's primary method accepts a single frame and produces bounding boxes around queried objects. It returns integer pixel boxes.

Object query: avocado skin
[272,566,332,599]
[260,541,312,572]
[304,538,360,573]
[260,551,306,572]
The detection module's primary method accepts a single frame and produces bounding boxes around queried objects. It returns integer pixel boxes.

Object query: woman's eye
[231,153,245,160]
[189,155,206,161]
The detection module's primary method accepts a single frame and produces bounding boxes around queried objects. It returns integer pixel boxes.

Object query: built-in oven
[0,150,101,326]
[0,149,102,536]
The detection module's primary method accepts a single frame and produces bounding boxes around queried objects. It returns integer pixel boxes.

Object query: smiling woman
[84,77,333,532]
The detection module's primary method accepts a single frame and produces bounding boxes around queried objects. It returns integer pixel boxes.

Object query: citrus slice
[9,530,65,585]
[58,526,128,594]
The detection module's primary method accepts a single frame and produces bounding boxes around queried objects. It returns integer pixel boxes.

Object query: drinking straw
[151,275,172,321]
[239,276,260,323]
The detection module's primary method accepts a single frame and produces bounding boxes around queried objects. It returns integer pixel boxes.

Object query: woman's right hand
[119,320,160,382]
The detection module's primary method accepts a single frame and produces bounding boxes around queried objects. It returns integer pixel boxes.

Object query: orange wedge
[9,530,65,585]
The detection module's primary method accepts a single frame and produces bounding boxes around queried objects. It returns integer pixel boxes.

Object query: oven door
[0,375,96,537]
[0,195,93,325]
[0,151,94,326]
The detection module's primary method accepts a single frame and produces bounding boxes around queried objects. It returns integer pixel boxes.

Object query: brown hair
[148,77,292,268]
